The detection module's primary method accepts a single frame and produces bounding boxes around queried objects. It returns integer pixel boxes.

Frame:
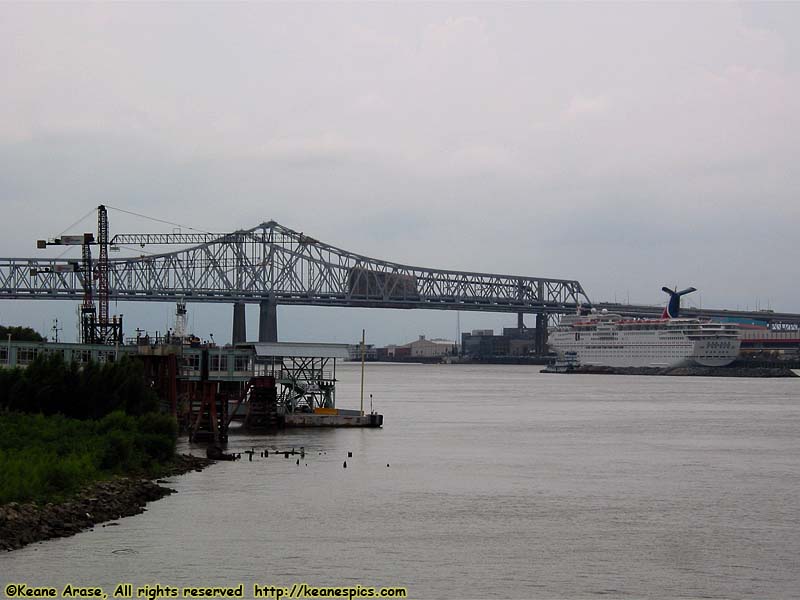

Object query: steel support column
[232,301,247,345]
[259,298,278,343]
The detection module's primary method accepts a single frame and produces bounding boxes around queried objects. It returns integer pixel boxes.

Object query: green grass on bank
[0,411,177,505]
[0,353,178,505]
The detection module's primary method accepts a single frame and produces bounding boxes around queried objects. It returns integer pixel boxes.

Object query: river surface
[2,364,800,599]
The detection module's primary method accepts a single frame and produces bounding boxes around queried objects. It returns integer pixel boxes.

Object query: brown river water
[2,364,799,599]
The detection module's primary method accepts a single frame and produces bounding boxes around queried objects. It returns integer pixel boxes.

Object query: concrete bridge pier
[535,313,548,356]
[232,301,247,345]
[259,298,278,343]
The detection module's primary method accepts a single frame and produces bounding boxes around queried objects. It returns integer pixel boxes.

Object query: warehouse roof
[251,342,350,359]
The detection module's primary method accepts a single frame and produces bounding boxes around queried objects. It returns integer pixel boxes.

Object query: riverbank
[541,365,798,377]
[0,453,212,552]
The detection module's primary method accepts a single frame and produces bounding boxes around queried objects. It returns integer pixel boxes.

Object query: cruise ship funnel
[662,286,697,319]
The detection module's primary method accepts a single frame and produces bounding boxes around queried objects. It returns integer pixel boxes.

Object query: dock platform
[285,410,383,428]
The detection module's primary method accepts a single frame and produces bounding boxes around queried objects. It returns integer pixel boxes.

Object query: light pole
[52,319,62,343]
[210,333,223,377]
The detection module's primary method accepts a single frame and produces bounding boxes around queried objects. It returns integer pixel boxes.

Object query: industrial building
[460,327,538,359]
[406,335,458,358]
[373,335,457,362]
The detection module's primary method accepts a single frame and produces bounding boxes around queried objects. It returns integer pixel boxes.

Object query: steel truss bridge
[1,220,798,344]
[1,220,588,310]
[0,220,590,347]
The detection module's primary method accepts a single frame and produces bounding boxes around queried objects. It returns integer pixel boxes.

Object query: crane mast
[79,232,96,344]
[93,205,123,345]
[97,205,109,326]
[38,205,123,345]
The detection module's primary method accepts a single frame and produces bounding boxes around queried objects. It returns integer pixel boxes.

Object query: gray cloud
[1,2,798,342]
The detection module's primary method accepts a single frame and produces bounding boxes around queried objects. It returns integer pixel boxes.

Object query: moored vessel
[548,287,741,368]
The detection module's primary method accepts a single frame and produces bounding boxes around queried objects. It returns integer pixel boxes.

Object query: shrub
[0,411,179,504]
[136,412,178,439]
[98,410,136,434]
[100,429,135,471]
[0,354,159,419]
[137,433,175,464]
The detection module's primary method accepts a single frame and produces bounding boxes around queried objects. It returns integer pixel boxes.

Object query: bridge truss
[0,221,591,315]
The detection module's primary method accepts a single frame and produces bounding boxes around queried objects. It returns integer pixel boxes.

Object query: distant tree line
[0,353,159,419]
[0,325,45,342]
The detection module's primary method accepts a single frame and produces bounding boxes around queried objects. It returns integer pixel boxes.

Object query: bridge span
[1,219,798,345]
[0,220,590,347]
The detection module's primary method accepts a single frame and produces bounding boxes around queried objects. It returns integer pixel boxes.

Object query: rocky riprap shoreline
[0,454,213,552]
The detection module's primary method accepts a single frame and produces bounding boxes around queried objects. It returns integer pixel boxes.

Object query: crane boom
[37,206,123,344]
[110,232,237,245]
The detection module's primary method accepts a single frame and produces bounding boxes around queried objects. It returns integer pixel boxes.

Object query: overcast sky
[1,2,798,344]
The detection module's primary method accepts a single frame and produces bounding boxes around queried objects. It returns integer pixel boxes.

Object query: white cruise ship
[548,287,741,368]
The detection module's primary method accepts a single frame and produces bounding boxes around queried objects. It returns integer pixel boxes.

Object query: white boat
[548,287,741,368]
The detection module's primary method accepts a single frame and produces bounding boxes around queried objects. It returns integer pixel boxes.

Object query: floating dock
[227,342,383,432]
[285,408,383,428]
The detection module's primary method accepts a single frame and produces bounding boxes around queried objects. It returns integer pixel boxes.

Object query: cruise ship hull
[548,315,741,369]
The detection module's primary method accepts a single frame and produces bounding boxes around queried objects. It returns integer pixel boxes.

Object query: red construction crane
[37,205,123,345]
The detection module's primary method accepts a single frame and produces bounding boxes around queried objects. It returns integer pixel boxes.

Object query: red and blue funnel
[661,286,697,319]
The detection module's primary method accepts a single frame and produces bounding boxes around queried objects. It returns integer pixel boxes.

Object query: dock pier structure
[224,341,383,430]
[1,337,383,432]
[239,376,280,432]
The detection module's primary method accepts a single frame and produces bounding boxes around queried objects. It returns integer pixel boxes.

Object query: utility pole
[360,329,366,416]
